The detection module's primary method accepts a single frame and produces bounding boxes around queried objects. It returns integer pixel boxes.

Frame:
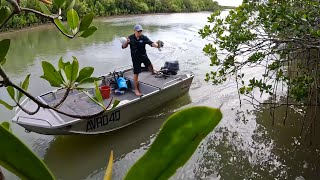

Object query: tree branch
[20,7,58,19]
[11,82,108,119]
[53,88,71,108]
[6,0,20,13]
[15,100,40,115]
[0,67,108,119]
[52,19,75,39]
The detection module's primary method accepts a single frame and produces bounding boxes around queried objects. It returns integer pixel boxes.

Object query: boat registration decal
[86,110,120,131]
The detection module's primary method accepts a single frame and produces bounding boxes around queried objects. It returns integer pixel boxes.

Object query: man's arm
[144,35,163,48]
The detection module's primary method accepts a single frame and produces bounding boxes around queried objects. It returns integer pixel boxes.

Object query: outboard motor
[160,61,179,75]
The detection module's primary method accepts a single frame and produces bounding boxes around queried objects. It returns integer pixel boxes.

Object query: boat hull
[15,75,194,135]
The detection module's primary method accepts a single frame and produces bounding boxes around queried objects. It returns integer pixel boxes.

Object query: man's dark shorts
[132,55,151,74]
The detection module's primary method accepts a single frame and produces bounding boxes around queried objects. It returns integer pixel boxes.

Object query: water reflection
[255,101,320,179]
[191,99,320,180]
[44,95,191,180]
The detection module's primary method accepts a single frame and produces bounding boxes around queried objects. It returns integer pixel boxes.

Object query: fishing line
[146,41,177,61]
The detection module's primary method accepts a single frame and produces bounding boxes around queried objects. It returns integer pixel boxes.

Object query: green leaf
[81,90,106,110]
[58,57,70,70]
[0,99,13,110]
[79,13,94,32]
[6,86,15,100]
[239,86,246,94]
[65,0,75,10]
[41,61,64,87]
[125,106,222,180]
[65,57,79,83]
[40,76,60,87]
[21,75,30,92]
[111,100,120,109]
[76,77,100,89]
[38,2,51,15]
[76,79,95,89]
[0,39,10,62]
[0,124,55,180]
[80,26,97,38]
[58,57,64,70]
[94,81,103,103]
[0,57,6,66]
[67,8,79,30]
[54,18,70,36]
[76,67,94,82]
[59,69,68,84]
[0,6,11,26]
[17,74,30,102]
[1,122,10,131]
[54,0,65,8]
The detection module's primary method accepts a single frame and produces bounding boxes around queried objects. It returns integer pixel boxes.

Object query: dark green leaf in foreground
[80,26,97,38]
[0,39,10,62]
[0,123,55,180]
[0,6,11,26]
[0,57,6,66]
[1,122,10,131]
[125,106,222,180]
[79,13,94,32]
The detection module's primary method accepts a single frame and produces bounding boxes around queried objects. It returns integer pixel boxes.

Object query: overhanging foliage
[199,0,320,108]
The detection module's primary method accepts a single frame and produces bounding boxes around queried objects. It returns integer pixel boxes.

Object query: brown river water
[0,11,319,179]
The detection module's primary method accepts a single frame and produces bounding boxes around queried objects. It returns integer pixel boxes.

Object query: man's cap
[134,24,143,31]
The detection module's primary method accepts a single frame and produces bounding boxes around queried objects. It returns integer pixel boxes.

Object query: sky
[214,0,243,6]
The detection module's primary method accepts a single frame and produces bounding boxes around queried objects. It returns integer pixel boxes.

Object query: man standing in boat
[121,24,164,96]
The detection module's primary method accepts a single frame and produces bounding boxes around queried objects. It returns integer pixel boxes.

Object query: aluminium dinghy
[12,63,194,135]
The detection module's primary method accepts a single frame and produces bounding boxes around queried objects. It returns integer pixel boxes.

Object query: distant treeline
[1,0,223,31]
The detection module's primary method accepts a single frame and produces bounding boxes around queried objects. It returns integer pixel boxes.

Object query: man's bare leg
[149,64,156,75]
[133,74,142,96]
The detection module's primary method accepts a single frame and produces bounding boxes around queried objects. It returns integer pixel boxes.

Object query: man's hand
[121,37,130,48]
